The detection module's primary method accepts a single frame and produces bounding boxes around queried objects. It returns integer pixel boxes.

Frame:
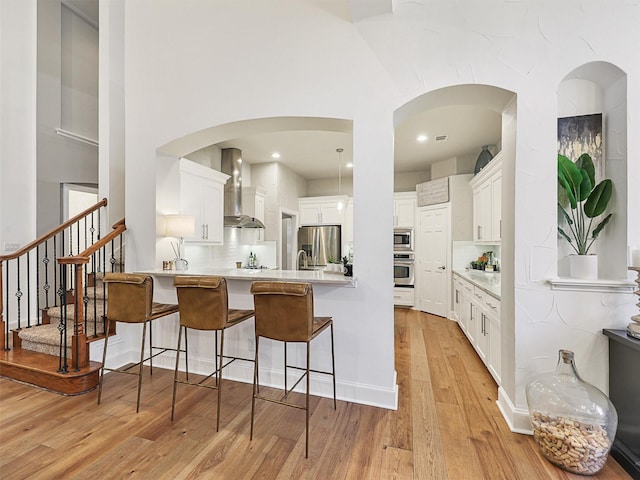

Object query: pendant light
[336,148,344,210]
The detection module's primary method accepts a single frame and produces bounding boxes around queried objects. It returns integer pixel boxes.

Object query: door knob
[439,266,446,270]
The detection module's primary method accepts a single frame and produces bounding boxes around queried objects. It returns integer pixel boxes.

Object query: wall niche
[556,61,628,281]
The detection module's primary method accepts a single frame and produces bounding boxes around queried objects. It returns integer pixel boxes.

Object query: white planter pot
[569,255,598,280]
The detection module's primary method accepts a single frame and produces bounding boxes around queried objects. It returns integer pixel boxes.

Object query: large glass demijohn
[526,350,618,475]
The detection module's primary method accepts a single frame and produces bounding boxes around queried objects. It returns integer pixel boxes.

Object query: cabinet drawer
[484,294,501,318]
[460,278,474,295]
[394,287,415,307]
[472,286,486,303]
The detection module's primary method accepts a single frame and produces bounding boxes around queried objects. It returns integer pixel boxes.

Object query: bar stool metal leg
[250,334,260,441]
[136,322,147,413]
[171,326,184,421]
[331,323,336,409]
[305,340,311,458]
[97,318,111,405]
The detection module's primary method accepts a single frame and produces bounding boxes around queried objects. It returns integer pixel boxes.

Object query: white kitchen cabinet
[179,158,229,245]
[344,197,354,246]
[393,192,416,228]
[298,196,348,225]
[472,287,489,363]
[485,295,501,384]
[469,153,502,243]
[241,187,266,243]
[393,287,414,307]
[452,273,501,385]
[453,275,471,335]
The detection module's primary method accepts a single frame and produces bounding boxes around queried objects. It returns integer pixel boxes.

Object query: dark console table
[603,328,640,479]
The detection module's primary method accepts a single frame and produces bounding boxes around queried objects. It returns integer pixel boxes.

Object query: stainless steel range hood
[221,148,265,228]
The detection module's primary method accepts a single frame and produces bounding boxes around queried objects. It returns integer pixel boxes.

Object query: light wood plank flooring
[0,309,630,479]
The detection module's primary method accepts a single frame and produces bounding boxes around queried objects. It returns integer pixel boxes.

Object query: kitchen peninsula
[128,266,359,405]
[139,266,356,287]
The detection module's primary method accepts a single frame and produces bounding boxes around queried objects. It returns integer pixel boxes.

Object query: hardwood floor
[0,309,630,479]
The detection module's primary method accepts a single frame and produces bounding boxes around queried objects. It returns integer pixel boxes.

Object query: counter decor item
[526,350,618,475]
[557,153,613,280]
[164,214,195,271]
[342,255,352,277]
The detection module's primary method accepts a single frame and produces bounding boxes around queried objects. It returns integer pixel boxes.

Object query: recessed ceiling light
[346,162,353,168]
[271,152,281,159]
[416,134,428,142]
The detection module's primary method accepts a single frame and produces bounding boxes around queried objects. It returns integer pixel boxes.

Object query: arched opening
[156,116,353,271]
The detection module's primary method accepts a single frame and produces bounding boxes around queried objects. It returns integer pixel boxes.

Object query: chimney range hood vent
[221,148,265,229]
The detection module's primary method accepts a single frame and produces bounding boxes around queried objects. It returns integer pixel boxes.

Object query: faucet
[297,249,308,269]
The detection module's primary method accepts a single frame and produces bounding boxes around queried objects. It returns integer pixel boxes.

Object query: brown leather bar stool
[98,273,182,412]
[249,281,336,458]
[171,276,255,431]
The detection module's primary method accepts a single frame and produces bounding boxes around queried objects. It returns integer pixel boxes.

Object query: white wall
[0,0,37,251]
[99,0,125,226]
[104,0,639,417]
[37,0,98,234]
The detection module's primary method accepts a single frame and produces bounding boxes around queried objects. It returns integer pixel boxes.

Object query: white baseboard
[497,386,533,434]
[97,345,399,410]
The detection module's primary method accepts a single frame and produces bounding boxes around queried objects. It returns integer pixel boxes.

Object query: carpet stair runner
[17,281,108,358]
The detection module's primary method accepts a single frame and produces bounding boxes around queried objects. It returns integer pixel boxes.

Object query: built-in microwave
[393,228,414,252]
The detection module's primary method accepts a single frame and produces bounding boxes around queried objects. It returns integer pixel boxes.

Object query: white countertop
[453,269,501,299]
[138,267,357,287]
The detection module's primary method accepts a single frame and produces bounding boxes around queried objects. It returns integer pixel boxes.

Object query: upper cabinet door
[491,173,502,242]
[469,153,502,244]
[298,196,348,225]
[393,192,416,228]
[179,158,229,245]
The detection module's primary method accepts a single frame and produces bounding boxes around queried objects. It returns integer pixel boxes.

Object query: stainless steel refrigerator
[297,225,341,268]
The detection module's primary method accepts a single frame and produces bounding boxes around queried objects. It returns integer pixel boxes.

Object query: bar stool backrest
[103,273,153,323]
[250,281,314,342]
[174,276,229,330]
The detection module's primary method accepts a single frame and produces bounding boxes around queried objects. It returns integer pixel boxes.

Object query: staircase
[17,279,107,357]
[0,200,126,395]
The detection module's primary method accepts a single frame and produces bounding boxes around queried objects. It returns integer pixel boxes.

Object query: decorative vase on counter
[569,254,598,280]
[526,350,618,476]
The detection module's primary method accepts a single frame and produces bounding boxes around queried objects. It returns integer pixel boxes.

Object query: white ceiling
[215,105,501,180]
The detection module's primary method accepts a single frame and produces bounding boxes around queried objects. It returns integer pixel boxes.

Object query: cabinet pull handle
[202,224,205,239]
[205,224,209,239]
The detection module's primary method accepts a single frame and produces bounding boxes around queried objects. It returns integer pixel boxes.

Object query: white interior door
[417,204,450,317]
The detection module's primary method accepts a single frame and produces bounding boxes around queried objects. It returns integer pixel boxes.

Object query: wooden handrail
[58,220,126,265]
[0,198,108,262]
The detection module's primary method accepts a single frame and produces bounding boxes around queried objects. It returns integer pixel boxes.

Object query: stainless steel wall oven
[394,252,414,287]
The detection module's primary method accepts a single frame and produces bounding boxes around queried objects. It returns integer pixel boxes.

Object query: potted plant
[327,256,336,272]
[557,153,613,279]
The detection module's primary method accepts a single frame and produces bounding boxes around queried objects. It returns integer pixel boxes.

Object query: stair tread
[46,300,106,321]
[18,322,105,345]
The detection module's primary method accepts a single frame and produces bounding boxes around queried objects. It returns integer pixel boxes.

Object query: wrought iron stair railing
[0,198,126,373]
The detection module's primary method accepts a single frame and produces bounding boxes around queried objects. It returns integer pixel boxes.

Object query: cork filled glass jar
[525,350,618,476]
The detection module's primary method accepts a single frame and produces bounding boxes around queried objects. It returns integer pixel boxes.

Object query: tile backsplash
[184,228,277,269]
[453,241,501,271]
